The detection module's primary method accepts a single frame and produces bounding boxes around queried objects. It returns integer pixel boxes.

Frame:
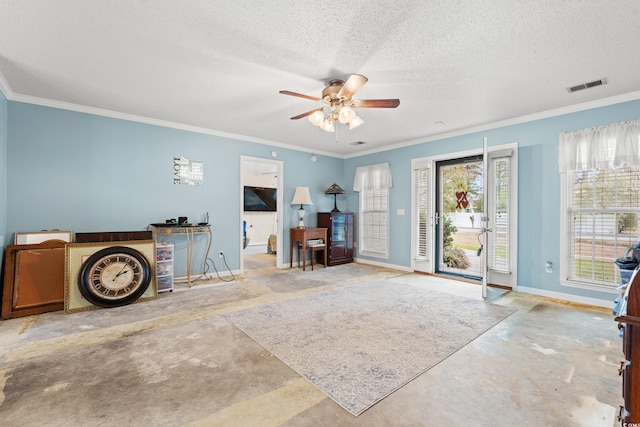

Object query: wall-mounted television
[244,186,277,212]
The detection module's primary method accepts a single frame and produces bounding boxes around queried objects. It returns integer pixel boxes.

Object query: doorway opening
[435,155,484,280]
[240,156,284,273]
[411,143,518,294]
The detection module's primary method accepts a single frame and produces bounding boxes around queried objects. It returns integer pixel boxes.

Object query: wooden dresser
[615,267,640,424]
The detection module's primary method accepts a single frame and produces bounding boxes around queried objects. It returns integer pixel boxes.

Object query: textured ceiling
[1,0,640,157]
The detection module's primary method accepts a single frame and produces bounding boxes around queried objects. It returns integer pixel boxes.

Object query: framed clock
[78,246,151,307]
[65,240,157,313]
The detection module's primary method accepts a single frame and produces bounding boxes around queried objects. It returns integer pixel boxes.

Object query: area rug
[223,280,516,416]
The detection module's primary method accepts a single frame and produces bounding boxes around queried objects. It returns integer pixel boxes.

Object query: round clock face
[78,246,152,308]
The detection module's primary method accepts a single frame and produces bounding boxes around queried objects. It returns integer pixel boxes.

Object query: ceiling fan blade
[279,90,321,102]
[350,99,400,108]
[290,108,323,120]
[337,74,368,99]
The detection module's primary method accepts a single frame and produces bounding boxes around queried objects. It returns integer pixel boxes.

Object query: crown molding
[3,69,639,161]
[344,90,640,159]
[0,70,14,99]
[0,70,342,159]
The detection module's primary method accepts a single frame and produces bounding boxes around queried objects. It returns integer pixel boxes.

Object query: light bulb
[338,107,356,124]
[309,110,324,126]
[348,115,364,129]
[322,120,335,132]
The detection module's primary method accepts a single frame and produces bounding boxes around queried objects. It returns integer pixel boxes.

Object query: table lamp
[325,183,346,212]
[291,186,313,229]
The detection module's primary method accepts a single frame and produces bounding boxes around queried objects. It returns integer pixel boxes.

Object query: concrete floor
[0,253,623,426]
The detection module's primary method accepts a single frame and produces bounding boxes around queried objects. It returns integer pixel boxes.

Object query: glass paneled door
[435,155,484,279]
[483,147,518,290]
[412,144,518,293]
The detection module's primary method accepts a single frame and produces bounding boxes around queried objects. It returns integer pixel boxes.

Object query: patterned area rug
[224,280,516,416]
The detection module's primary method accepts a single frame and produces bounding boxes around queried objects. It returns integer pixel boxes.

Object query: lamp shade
[325,183,345,212]
[348,115,364,129]
[291,186,313,206]
[324,183,345,195]
[338,107,356,124]
[321,120,335,132]
[309,110,324,126]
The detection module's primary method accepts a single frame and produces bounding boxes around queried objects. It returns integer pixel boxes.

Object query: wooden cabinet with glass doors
[317,212,354,266]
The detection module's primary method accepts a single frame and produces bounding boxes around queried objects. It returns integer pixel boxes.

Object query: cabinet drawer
[157,261,173,276]
[157,276,173,293]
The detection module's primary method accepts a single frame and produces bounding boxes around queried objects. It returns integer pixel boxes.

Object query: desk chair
[297,241,327,270]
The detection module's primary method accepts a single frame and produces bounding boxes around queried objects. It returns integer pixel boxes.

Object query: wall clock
[78,246,152,308]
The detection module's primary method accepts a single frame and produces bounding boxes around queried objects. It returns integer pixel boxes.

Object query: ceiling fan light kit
[280,74,399,134]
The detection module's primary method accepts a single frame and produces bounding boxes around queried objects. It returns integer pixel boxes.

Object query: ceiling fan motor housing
[322,79,346,102]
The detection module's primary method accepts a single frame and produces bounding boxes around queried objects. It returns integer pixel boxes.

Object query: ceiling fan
[279,74,400,132]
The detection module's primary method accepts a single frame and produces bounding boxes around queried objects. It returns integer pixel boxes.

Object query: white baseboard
[517,286,615,309]
[353,257,413,272]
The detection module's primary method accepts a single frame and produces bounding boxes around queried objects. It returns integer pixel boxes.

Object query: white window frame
[559,168,639,294]
[359,188,389,258]
[558,120,640,294]
[411,159,431,269]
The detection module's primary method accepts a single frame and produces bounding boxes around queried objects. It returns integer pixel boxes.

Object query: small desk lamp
[291,186,313,229]
[325,183,346,212]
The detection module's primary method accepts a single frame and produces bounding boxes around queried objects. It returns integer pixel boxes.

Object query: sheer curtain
[353,163,393,191]
[558,119,640,172]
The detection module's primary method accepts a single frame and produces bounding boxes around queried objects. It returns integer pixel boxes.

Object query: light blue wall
[5,102,344,270]
[0,91,7,250]
[344,98,640,302]
[4,96,640,304]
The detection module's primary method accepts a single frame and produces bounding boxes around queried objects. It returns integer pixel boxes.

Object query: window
[414,166,430,261]
[489,156,510,272]
[360,189,389,256]
[564,167,640,288]
[353,163,393,258]
[559,119,640,292]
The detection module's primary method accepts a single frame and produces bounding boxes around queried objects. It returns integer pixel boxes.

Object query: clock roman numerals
[86,256,143,298]
[78,246,152,308]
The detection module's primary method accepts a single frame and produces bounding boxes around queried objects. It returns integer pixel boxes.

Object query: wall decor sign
[173,156,204,186]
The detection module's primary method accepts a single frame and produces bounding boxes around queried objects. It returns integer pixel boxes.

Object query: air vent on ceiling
[349,141,367,146]
[567,78,607,93]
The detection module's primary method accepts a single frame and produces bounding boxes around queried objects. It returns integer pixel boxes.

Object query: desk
[290,227,327,271]
[148,225,212,287]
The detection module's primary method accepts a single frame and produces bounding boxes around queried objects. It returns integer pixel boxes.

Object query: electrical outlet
[219,251,224,258]
[545,261,553,273]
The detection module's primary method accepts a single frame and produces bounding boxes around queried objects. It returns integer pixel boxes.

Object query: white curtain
[353,162,393,191]
[558,119,640,172]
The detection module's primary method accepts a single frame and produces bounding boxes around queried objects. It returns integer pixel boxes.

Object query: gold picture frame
[65,240,157,313]
[14,230,73,245]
